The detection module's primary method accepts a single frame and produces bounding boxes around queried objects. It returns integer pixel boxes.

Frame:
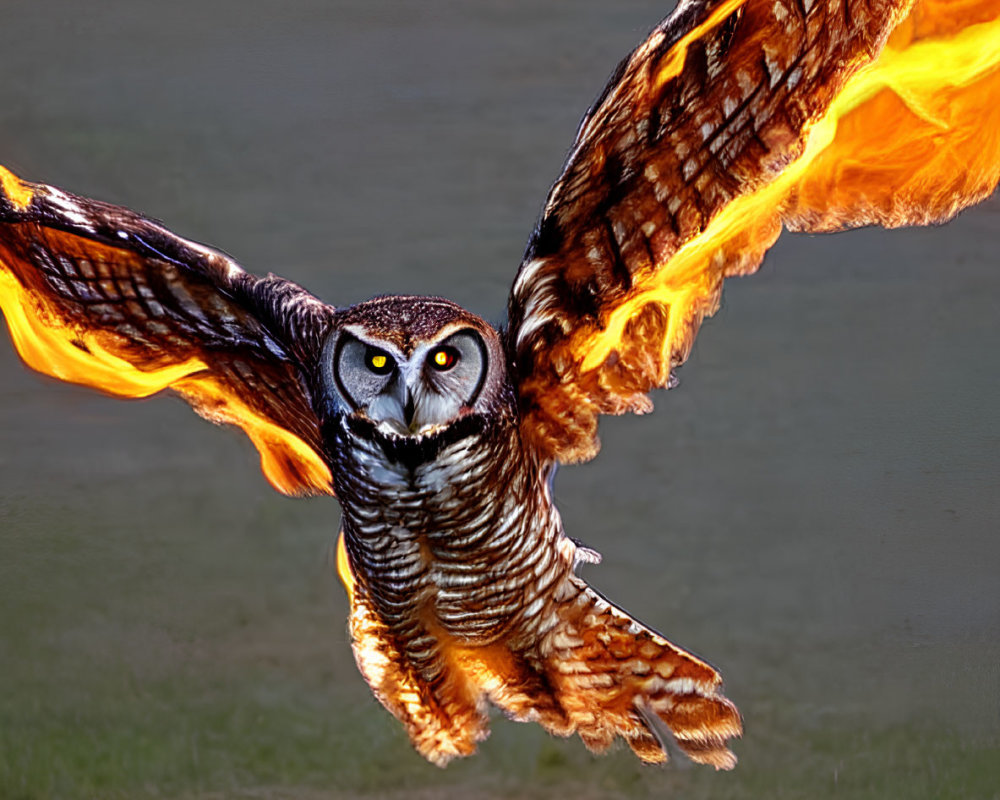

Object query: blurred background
[0,1,997,798]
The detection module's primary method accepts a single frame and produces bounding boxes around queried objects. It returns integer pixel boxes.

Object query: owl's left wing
[0,167,334,496]
[508,0,1000,463]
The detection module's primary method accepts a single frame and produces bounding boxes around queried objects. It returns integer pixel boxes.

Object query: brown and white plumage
[2,0,999,770]
[509,0,1000,463]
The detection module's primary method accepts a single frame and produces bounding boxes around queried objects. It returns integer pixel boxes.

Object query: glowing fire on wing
[652,0,748,91]
[173,378,333,496]
[0,241,332,497]
[0,265,208,395]
[580,0,1000,374]
[3,0,997,488]
[336,531,356,601]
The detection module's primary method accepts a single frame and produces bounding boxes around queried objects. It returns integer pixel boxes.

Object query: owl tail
[503,576,742,768]
[340,535,740,767]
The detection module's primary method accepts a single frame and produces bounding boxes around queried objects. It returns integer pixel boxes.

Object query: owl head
[320,296,509,437]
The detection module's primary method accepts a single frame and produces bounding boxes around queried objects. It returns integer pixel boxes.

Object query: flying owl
[1,0,999,771]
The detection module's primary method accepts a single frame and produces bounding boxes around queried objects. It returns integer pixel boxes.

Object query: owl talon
[571,540,603,565]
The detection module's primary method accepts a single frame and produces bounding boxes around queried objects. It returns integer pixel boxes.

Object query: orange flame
[0,166,34,210]
[0,254,332,497]
[336,531,356,600]
[581,0,1000,373]
[174,378,333,497]
[653,0,748,90]
[0,267,208,394]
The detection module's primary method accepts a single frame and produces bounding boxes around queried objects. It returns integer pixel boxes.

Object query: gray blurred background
[0,1,997,798]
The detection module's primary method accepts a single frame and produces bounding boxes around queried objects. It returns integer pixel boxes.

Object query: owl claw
[571,539,603,565]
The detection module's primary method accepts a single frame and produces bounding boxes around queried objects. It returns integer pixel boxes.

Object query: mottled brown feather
[0,169,334,495]
[508,0,1000,463]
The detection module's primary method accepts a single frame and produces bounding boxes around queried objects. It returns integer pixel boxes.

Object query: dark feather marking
[339,413,486,474]
[685,36,711,89]
[601,217,632,292]
[699,76,766,163]
[716,5,745,57]
[684,50,807,196]
[529,214,565,260]
[561,272,602,324]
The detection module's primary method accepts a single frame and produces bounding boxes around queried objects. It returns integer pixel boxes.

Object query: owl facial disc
[326,327,487,437]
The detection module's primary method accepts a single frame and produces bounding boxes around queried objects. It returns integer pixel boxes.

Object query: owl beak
[390,374,418,431]
[369,374,439,437]
[403,391,416,429]
[383,377,418,434]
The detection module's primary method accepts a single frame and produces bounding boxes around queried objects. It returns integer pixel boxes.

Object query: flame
[0,253,332,497]
[0,266,207,394]
[580,0,1000,373]
[174,378,333,497]
[0,166,34,210]
[652,0,747,90]
[336,531,356,600]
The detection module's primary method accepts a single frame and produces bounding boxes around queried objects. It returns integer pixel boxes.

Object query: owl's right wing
[507,0,1000,464]
[0,167,334,497]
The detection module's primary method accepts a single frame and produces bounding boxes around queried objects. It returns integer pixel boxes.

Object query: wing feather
[0,167,334,496]
[508,0,1000,463]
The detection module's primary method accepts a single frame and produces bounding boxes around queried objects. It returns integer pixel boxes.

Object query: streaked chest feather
[330,416,567,640]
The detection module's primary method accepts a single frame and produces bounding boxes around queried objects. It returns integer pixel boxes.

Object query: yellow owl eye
[430,347,458,371]
[365,347,394,375]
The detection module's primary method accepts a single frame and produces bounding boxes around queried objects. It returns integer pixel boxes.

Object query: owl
[1,0,998,771]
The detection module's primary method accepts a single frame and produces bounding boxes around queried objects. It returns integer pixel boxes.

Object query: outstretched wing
[0,167,334,496]
[508,0,1000,463]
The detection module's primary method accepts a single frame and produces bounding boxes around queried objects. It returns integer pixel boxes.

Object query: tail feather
[346,564,740,768]
[522,576,742,768]
[348,589,489,766]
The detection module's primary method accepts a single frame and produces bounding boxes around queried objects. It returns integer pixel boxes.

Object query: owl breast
[327,412,570,647]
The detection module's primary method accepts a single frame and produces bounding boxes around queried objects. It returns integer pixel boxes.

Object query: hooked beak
[389,376,417,433]
[365,372,453,438]
[366,375,418,436]
[403,390,416,429]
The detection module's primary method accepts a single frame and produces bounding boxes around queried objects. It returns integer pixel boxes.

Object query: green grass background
[2,473,997,800]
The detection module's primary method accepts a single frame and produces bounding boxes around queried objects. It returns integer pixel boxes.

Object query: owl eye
[429,346,458,371]
[366,347,395,375]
